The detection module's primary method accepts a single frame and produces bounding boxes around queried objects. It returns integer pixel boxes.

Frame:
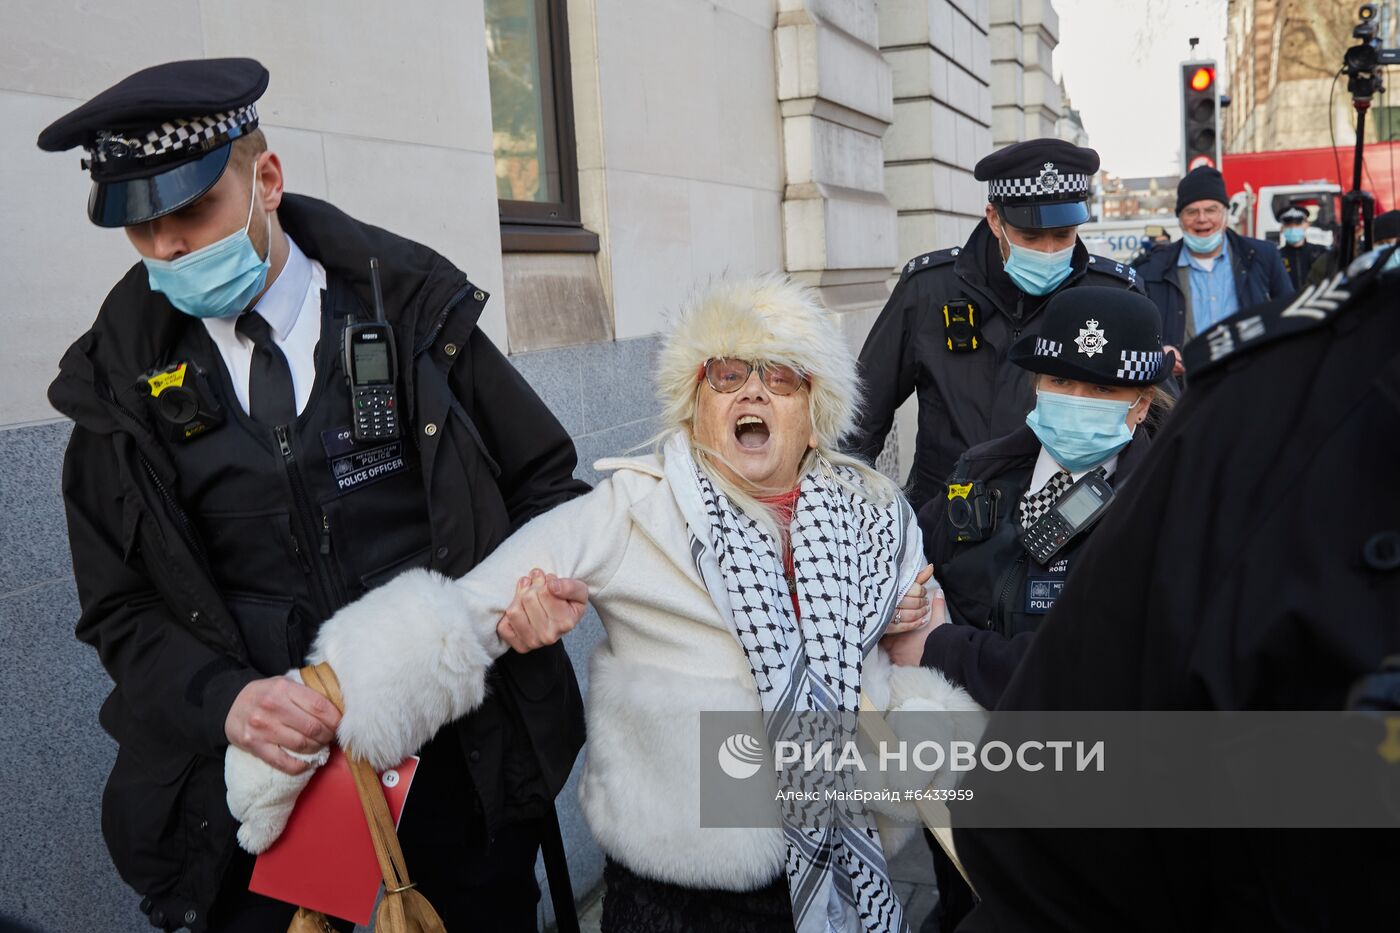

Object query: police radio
[344,257,400,442]
[1019,471,1115,564]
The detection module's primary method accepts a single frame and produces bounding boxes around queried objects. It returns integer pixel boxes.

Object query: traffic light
[1181,62,1219,173]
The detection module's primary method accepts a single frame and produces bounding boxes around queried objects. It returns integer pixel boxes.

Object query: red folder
[249,748,419,924]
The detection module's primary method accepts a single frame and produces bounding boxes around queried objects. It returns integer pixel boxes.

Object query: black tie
[235,311,297,425]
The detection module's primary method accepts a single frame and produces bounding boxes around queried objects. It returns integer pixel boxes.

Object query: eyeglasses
[701,358,809,395]
[1180,205,1225,222]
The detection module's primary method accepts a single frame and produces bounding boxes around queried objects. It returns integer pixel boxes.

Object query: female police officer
[912,286,1175,933]
[918,286,1176,710]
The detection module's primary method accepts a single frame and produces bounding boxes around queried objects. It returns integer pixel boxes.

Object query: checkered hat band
[988,173,1090,199]
[1034,337,1064,358]
[93,104,258,163]
[1115,350,1163,381]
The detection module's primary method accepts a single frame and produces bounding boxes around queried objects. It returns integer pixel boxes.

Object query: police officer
[39,60,589,931]
[951,247,1400,930]
[918,287,1175,710]
[1277,205,1328,291]
[912,287,1173,933]
[1304,209,1398,286]
[851,138,1144,512]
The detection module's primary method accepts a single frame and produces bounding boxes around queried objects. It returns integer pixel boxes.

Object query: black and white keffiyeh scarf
[663,434,923,933]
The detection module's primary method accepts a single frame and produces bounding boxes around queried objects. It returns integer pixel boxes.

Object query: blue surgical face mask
[1281,227,1305,246]
[1001,239,1075,296]
[1025,390,1137,473]
[143,165,272,319]
[1182,229,1224,255]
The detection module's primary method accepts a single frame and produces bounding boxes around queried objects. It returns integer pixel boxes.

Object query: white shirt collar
[1028,444,1119,496]
[248,233,312,339]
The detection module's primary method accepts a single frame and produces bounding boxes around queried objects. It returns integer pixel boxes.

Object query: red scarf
[758,487,802,618]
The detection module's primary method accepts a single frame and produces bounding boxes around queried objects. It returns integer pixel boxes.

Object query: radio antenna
[369,257,388,323]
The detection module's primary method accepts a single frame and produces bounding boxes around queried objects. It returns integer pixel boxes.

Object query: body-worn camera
[942,300,981,352]
[137,361,225,442]
[947,481,1000,543]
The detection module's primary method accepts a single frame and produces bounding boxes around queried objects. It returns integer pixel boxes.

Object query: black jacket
[48,195,590,930]
[850,220,1142,511]
[953,261,1400,931]
[1136,229,1294,347]
[1278,241,1329,292]
[916,426,1152,708]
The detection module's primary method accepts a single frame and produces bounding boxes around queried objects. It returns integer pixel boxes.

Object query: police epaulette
[1181,271,1359,376]
[1085,254,1139,286]
[900,248,960,281]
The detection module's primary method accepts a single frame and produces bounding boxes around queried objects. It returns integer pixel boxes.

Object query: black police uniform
[912,288,1173,933]
[1279,239,1328,292]
[951,249,1400,931]
[1278,208,1329,293]
[850,139,1143,512]
[41,61,588,932]
[918,425,1152,708]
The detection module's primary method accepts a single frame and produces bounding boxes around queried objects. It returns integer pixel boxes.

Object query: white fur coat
[226,455,982,888]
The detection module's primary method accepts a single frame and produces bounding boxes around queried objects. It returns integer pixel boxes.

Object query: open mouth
[734,414,770,450]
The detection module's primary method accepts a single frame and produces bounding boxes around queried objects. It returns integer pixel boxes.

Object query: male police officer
[850,138,1144,512]
[1137,166,1293,367]
[1277,205,1328,292]
[39,59,588,931]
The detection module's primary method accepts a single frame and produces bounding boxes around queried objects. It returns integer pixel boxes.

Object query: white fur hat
[656,274,861,448]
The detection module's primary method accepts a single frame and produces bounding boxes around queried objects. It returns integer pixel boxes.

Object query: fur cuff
[887,663,984,715]
[857,663,989,813]
[308,568,506,770]
[225,745,330,853]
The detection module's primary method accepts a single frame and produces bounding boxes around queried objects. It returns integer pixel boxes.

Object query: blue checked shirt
[1178,237,1238,332]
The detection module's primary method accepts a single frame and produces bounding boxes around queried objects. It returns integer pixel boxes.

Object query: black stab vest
[157,274,433,674]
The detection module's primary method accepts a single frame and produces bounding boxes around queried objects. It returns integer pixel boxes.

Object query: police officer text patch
[1025,575,1065,614]
[321,427,408,494]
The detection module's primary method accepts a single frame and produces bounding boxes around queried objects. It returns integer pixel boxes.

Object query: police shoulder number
[1085,253,1138,288]
[900,247,959,283]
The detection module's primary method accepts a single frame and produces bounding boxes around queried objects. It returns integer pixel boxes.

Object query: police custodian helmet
[974,137,1100,230]
[36,58,268,228]
[1009,286,1177,387]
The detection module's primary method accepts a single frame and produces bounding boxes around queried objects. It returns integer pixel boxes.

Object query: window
[485,0,596,252]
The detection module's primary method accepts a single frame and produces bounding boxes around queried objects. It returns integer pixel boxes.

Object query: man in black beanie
[1136,166,1292,374]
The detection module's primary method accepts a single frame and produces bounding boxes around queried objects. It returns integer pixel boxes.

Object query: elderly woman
[228,276,978,933]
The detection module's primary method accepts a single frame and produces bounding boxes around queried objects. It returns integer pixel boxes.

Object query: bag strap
[857,692,976,892]
[300,663,417,896]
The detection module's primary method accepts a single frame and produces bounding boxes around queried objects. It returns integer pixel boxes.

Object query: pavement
[570,833,941,931]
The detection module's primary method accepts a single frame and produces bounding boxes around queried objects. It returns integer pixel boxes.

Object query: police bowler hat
[37,58,268,227]
[1009,287,1176,387]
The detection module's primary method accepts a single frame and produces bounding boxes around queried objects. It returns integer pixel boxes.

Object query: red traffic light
[1190,67,1214,92]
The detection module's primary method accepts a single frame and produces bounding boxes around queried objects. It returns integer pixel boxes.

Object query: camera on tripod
[1336,4,1399,267]
[1344,4,1398,99]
